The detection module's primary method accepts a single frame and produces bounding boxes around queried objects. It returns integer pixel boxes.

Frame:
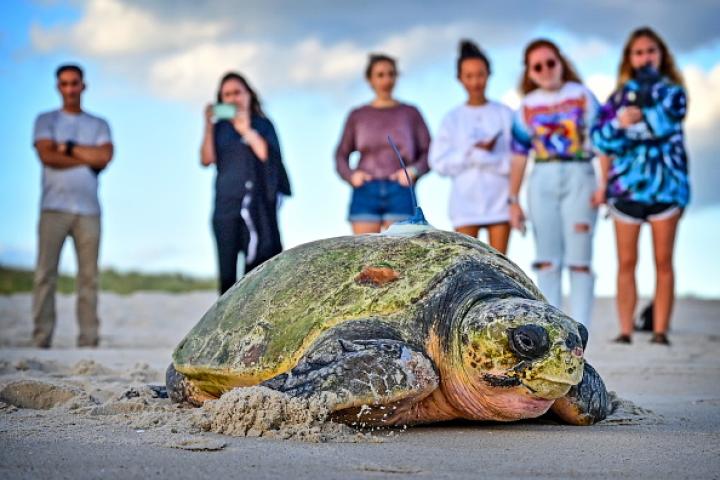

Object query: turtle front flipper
[261,330,438,426]
[550,362,610,425]
[165,363,217,406]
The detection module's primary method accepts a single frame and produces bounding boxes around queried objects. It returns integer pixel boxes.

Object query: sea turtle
[167,224,610,426]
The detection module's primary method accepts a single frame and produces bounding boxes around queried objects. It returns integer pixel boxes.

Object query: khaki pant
[32,211,101,347]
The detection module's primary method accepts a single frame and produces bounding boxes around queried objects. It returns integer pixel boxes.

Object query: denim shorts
[608,199,681,224]
[348,179,414,223]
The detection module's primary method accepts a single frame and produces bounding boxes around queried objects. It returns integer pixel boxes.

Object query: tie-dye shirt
[592,77,689,206]
[512,82,599,161]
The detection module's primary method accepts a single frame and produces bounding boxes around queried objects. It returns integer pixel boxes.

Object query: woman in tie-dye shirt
[509,39,601,329]
[592,27,689,346]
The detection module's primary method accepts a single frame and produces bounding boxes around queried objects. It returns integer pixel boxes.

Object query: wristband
[66,141,75,157]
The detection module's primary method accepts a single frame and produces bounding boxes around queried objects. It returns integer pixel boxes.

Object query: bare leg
[487,222,511,254]
[381,220,396,231]
[614,220,642,337]
[352,221,382,234]
[455,225,480,238]
[649,212,681,335]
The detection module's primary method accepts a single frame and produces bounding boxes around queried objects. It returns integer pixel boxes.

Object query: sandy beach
[1,292,718,479]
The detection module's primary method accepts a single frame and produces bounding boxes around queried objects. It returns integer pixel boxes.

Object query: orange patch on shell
[355,266,400,287]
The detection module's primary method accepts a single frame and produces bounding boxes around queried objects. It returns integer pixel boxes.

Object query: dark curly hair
[457,39,491,77]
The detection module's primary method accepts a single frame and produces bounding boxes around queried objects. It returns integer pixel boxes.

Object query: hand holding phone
[475,131,502,151]
[232,109,251,136]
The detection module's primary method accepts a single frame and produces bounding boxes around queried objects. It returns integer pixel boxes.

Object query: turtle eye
[507,325,550,360]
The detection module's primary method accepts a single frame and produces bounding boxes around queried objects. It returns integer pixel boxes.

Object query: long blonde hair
[617,27,684,89]
[519,39,582,95]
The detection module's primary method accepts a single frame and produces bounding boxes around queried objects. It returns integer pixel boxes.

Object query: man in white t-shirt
[32,64,114,348]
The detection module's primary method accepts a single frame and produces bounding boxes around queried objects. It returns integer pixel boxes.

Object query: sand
[1,292,719,479]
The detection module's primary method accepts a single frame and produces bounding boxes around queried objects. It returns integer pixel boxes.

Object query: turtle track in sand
[0,358,659,449]
[0,359,375,444]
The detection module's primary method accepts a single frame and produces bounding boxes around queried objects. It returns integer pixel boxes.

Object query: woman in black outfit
[201,72,291,294]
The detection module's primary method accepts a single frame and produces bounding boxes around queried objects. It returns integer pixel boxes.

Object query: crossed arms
[34,139,114,170]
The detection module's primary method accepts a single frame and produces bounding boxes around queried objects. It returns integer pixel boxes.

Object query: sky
[1,0,719,298]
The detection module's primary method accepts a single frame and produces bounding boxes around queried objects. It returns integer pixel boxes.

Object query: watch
[66,141,75,157]
[507,195,519,205]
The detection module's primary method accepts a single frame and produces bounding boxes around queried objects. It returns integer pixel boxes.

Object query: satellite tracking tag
[387,135,428,226]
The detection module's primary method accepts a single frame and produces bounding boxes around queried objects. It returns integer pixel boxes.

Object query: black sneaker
[650,333,670,346]
[635,302,654,332]
[613,334,632,344]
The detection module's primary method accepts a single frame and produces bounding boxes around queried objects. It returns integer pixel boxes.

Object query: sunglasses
[531,59,557,73]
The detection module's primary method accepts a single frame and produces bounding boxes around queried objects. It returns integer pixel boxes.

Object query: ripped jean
[527,162,597,328]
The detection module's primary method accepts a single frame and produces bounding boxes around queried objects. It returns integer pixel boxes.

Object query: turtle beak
[521,343,585,399]
[511,327,585,399]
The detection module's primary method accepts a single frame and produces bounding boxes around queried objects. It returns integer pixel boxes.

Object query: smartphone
[485,130,502,145]
[474,130,502,151]
[213,103,237,121]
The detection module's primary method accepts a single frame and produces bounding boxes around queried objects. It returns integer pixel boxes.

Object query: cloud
[146,23,472,102]
[28,0,720,103]
[25,0,720,210]
[684,63,720,133]
[500,89,521,110]
[585,74,615,103]
[32,1,717,63]
[65,0,719,51]
[148,42,263,102]
[680,63,720,208]
[147,38,367,102]
[30,0,229,56]
[565,38,613,64]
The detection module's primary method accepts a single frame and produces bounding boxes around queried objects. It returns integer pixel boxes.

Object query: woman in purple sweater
[335,54,431,234]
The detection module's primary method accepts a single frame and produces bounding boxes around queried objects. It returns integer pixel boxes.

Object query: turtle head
[443,297,586,420]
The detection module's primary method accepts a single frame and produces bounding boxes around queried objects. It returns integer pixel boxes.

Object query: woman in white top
[429,40,513,253]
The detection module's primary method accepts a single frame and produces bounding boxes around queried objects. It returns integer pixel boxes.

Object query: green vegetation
[0,265,216,295]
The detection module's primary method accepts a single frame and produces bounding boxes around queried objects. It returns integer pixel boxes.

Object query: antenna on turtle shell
[387,135,428,225]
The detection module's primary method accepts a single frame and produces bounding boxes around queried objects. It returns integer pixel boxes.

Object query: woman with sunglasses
[335,53,431,233]
[592,27,689,345]
[201,72,291,294]
[509,39,601,328]
[429,40,514,253]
